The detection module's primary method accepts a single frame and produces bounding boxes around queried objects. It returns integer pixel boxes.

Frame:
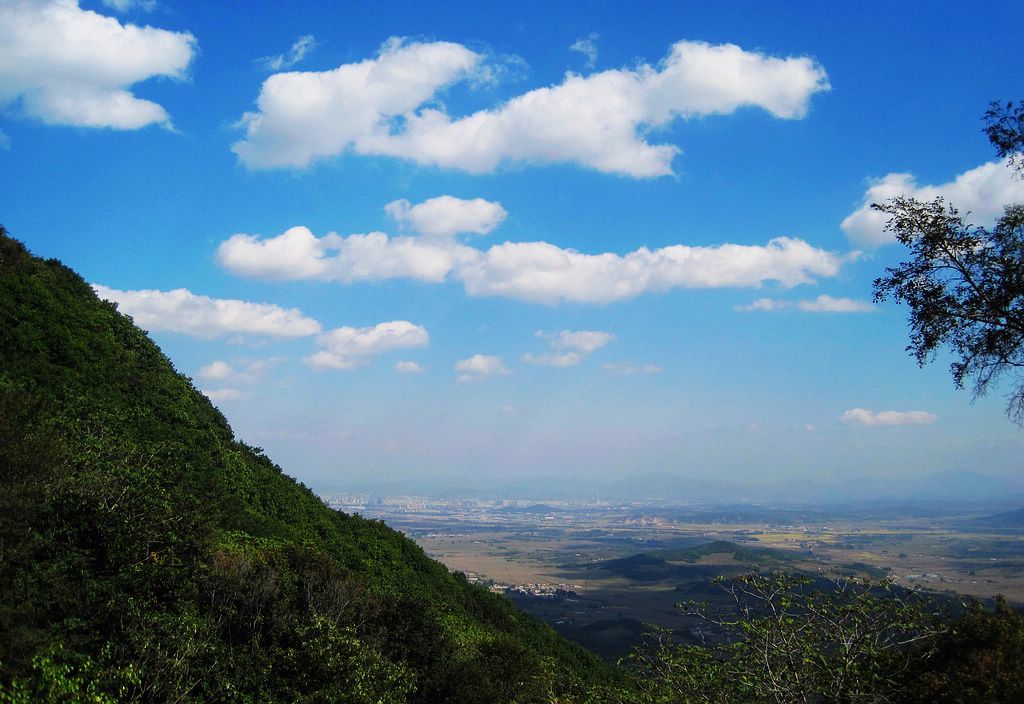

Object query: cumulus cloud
[216,225,466,284]
[201,387,243,402]
[233,37,828,176]
[196,354,279,402]
[258,34,317,71]
[841,159,1024,247]
[456,236,843,304]
[385,195,507,238]
[233,38,482,168]
[198,360,233,380]
[395,360,423,374]
[197,357,284,384]
[601,362,663,375]
[218,201,846,305]
[736,297,789,313]
[523,329,614,366]
[0,0,196,130]
[736,295,874,313]
[455,354,509,382]
[570,33,599,69]
[93,285,322,338]
[546,329,615,353]
[306,321,429,371]
[798,295,874,313]
[840,408,937,426]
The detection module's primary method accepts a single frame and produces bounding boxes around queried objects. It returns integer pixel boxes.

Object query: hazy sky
[3,0,1022,494]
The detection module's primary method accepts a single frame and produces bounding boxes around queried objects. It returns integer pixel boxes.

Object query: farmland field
[338,498,1024,658]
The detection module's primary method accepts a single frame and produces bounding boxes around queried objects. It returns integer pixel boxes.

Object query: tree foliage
[872,199,1024,422]
[984,100,1024,172]
[873,102,1024,424]
[903,596,1024,704]
[617,573,944,704]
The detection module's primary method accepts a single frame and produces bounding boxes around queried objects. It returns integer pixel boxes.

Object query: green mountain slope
[0,230,609,702]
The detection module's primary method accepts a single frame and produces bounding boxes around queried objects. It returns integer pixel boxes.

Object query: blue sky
[2,0,1022,496]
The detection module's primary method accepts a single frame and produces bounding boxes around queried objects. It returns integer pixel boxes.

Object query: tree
[873,101,1024,425]
[904,596,1024,704]
[618,573,944,704]
[984,100,1024,171]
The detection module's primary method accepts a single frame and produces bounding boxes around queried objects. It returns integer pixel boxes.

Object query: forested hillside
[0,230,610,702]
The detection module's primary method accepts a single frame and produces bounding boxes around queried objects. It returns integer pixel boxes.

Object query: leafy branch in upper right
[873,100,1024,425]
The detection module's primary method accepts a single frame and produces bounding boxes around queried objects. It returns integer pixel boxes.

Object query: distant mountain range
[964,508,1024,531]
[330,470,1024,508]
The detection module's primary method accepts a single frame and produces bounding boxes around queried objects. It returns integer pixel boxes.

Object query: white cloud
[523,329,614,367]
[735,297,789,313]
[797,295,874,313]
[395,360,423,374]
[457,237,844,304]
[601,362,663,375]
[841,159,1024,247]
[736,295,874,313]
[305,350,367,371]
[232,38,482,168]
[0,0,195,130]
[570,33,599,69]
[258,34,317,71]
[219,214,846,305]
[198,360,233,380]
[233,37,828,176]
[93,284,322,338]
[840,408,937,427]
[197,357,284,384]
[216,226,464,284]
[455,354,509,382]
[306,321,429,371]
[521,351,582,367]
[384,195,507,238]
[547,329,615,353]
[101,0,157,11]
[202,387,243,402]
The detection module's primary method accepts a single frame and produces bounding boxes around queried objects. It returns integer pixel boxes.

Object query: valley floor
[326,497,1024,658]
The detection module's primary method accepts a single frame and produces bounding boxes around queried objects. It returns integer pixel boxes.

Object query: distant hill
[967,508,1024,530]
[0,231,609,702]
[651,540,799,564]
[591,541,802,582]
[595,553,678,581]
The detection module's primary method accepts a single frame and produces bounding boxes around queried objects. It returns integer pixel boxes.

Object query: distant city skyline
[3,1,1022,494]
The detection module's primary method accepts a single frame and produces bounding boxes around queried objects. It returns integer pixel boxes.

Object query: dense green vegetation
[0,230,609,702]
[585,574,1024,704]
[2,228,1024,702]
